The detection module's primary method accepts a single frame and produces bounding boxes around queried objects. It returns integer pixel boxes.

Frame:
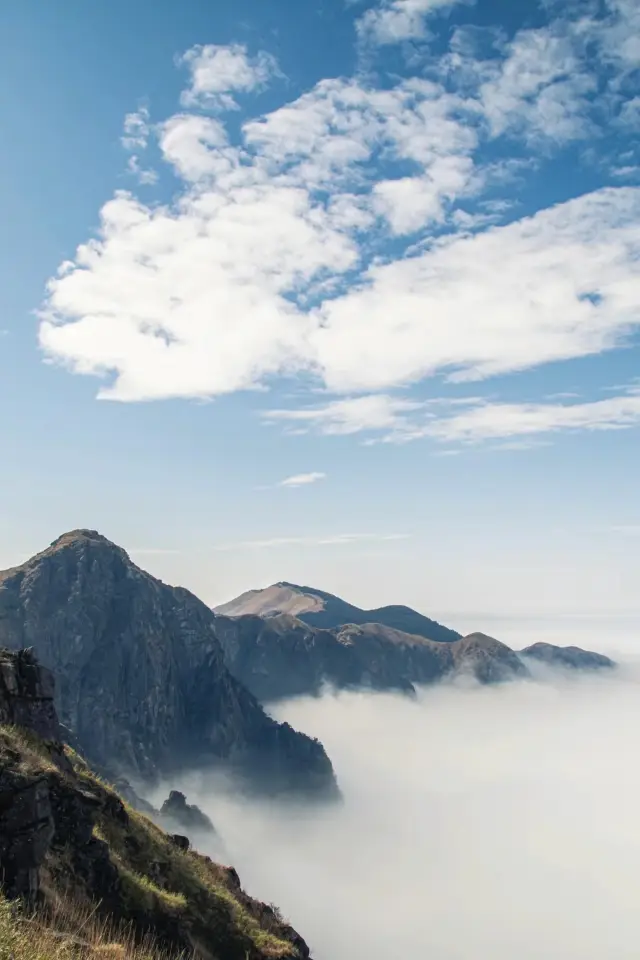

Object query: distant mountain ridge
[214,582,617,702]
[215,581,462,643]
[0,530,337,798]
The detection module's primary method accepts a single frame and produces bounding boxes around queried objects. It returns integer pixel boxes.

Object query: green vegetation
[0,725,301,960]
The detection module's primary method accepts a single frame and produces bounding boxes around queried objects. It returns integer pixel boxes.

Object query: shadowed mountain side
[520,642,616,671]
[211,614,528,701]
[0,647,311,960]
[0,530,338,799]
[215,582,461,644]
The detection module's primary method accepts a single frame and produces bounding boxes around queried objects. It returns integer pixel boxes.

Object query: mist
[163,657,640,959]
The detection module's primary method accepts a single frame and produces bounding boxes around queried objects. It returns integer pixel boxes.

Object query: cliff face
[213,614,529,702]
[0,531,337,797]
[0,648,311,960]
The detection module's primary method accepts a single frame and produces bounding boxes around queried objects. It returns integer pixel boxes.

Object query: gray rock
[520,642,616,671]
[0,530,338,799]
[213,613,529,702]
[160,789,215,835]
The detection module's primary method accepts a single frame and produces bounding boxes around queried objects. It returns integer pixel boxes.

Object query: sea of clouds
[162,619,640,960]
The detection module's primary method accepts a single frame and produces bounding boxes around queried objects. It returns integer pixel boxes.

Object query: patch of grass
[95,808,294,958]
[0,724,58,774]
[0,891,176,960]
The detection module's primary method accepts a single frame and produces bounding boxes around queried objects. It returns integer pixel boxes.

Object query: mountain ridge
[0,530,338,798]
[215,581,462,643]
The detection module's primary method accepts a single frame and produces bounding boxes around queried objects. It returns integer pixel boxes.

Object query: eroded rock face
[160,790,215,835]
[0,531,338,798]
[0,648,61,741]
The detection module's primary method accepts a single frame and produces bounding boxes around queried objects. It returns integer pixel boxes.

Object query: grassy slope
[0,726,305,960]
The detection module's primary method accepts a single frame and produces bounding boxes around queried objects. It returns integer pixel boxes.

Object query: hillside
[211,613,529,701]
[0,647,311,960]
[0,531,337,798]
[215,582,461,643]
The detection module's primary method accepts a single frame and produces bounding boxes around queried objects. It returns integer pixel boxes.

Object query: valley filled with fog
[164,620,640,960]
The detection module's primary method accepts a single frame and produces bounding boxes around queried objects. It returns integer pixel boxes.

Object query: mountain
[0,531,337,798]
[0,647,311,960]
[211,611,529,701]
[520,642,616,671]
[215,581,462,643]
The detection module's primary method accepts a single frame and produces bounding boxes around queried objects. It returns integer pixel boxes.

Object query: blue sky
[1,0,639,620]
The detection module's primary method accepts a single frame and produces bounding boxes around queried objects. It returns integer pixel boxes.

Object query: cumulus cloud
[179,43,280,111]
[357,0,469,46]
[38,14,640,444]
[164,661,640,960]
[278,472,327,488]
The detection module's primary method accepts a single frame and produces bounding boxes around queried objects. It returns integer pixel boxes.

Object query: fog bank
[172,664,640,959]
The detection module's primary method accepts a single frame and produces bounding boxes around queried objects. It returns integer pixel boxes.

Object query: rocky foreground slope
[0,531,337,797]
[0,648,311,960]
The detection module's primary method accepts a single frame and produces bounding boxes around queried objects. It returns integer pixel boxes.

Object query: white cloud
[159,114,230,181]
[179,43,280,111]
[126,155,159,186]
[478,26,596,143]
[311,188,640,393]
[177,671,640,960]
[418,391,640,444]
[39,20,640,423]
[264,395,427,436]
[357,0,469,46]
[278,472,327,488]
[213,532,410,550]
[121,107,151,150]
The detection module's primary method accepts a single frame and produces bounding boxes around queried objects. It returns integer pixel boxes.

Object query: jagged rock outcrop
[216,581,461,643]
[520,642,616,671]
[0,531,337,798]
[0,648,312,959]
[160,789,215,836]
[212,613,529,702]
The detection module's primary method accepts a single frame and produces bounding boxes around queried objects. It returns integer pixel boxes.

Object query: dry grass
[0,725,59,775]
[0,891,179,960]
[1,730,299,960]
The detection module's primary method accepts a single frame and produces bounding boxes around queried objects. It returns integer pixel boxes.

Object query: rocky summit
[215,581,461,643]
[0,530,337,798]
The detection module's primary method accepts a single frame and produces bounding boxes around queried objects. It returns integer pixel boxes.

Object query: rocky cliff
[0,531,337,797]
[212,613,528,701]
[0,648,311,960]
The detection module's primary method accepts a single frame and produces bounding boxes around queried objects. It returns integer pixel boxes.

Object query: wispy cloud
[278,472,327,488]
[213,533,411,551]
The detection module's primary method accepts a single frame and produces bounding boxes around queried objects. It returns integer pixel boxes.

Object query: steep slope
[215,582,461,643]
[212,614,528,701]
[0,531,337,797]
[520,642,616,671]
[0,647,311,960]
